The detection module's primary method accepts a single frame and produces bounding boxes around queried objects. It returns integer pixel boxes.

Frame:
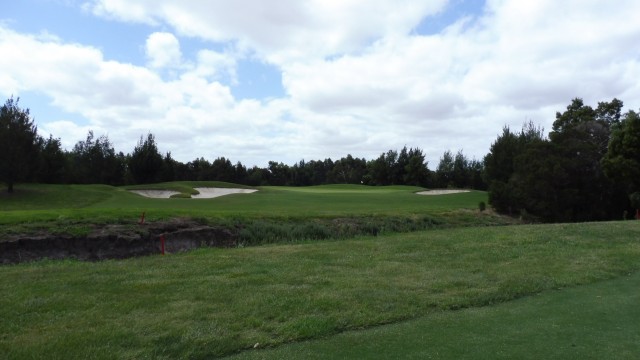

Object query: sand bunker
[417,189,470,195]
[130,188,257,199]
[130,190,180,198]
[192,188,258,199]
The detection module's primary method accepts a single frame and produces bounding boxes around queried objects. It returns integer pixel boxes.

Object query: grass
[0,183,504,240]
[0,183,117,211]
[1,221,639,358]
[0,183,486,216]
[229,270,640,359]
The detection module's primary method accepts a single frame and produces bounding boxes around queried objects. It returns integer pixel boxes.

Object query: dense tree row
[13,95,640,223]
[484,98,638,222]
[0,97,484,192]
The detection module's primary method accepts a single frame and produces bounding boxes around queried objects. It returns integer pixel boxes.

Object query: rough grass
[1,221,639,358]
[230,269,640,359]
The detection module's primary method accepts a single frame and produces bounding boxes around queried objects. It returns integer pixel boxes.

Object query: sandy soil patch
[417,189,470,195]
[130,190,180,198]
[192,188,258,199]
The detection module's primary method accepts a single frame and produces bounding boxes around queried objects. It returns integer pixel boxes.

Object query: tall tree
[129,133,164,184]
[467,159,486,190]
[487,99,626,221]
[403,147,430,186]
[602,109,640,211]
[548,98,624,221]
[36,135,66,184]
[484,122,544,214]
[452,150,469,188]
[210,156,236,182]
[160,152,177,182]
[435,150,454,188]
[0,97,40,193]
[329,155,367,184]
[267,161,291,186]
[367,151,395,186]
[69,131,125,185]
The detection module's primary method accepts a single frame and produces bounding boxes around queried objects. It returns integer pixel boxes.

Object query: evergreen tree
[602,109,640,212]
[36,135,66,184]
[69,131,124,185]
[435,150,454,188]
[0,97,40,193]
[129,133,164,184]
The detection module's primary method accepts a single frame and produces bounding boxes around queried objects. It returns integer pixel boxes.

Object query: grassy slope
[1,221,639,358]
[0,183,496,237]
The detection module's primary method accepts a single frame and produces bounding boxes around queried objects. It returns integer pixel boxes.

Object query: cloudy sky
[2,0,639,167]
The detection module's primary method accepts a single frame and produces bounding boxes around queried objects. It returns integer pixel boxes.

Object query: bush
[478,201,486,212]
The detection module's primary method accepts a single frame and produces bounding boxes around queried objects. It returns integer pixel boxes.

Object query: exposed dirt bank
[0,219,236,265]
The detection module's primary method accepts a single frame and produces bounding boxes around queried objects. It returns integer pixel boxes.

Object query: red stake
[160,235,165,255]
[139,212,145,225]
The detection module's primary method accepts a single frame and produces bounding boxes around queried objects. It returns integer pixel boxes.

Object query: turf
[1,221,639,358]
[229,270,640,359]
[0,183,500,239]
[0,183,485,215]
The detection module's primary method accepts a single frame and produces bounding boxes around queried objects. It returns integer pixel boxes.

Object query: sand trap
[130,190,180,198]
[417,189,470,196]
[192,188,258,199]
[130,188,257,199]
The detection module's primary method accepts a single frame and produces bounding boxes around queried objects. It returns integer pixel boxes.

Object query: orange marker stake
[160,235,165,255]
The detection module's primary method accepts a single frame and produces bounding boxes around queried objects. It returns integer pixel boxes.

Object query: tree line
[0,97,484,192]
[483,98,640,222]
[3,96,639,223]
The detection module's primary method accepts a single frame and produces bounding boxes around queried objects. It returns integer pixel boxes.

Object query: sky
[2,0,639,168]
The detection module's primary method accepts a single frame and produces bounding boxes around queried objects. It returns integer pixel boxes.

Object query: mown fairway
[0,182,486,215]
[0,183,495,238]
[1,221,639,358]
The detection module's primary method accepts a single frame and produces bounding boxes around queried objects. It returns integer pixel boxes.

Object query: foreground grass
[231,270,640,359]
[1,221,639,358]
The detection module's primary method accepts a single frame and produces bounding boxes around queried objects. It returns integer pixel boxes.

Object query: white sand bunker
[130,190,180,198]
[417,189,470,195]
[130,188,257,199]
[192,188,258,199]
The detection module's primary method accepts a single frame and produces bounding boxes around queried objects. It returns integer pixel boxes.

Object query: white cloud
[145,32,182,69]
[191,49,238,84]
[84,0,449,65]
[0,26,278,163]
[3,0,640,168]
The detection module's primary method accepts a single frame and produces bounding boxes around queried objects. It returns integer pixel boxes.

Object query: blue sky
[2,0,639,166]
